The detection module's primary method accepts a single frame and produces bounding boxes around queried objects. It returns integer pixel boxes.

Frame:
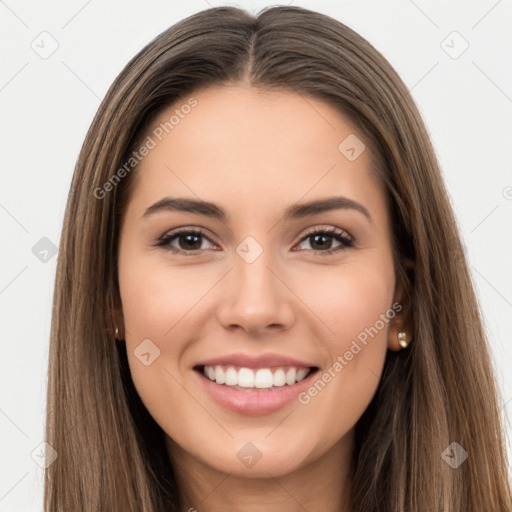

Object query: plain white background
[1,0,511,510]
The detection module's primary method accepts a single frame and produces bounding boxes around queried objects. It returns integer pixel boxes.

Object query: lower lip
[195,368,318,415]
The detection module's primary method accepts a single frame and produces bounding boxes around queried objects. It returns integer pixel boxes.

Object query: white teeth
[285,367,296,385]
[296,368,309,382]
[202,365,313,388]
[238,368,255,388]
[224,366,238,386]
[214,366,225,384]
[254,369,273,389]
[272,368,286,387]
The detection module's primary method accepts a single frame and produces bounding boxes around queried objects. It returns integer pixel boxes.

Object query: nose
[216,249,295,335]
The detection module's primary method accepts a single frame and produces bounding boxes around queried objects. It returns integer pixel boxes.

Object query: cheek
[117,260,197,433]
[294,256,395,347]
[119,254,212,341]
[293,259,394,428]
[118,255,220,415]
[330,269,393,346]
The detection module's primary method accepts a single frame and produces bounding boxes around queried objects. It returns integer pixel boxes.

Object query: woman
[44,5,512,511]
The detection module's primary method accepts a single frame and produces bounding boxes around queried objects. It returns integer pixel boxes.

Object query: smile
[200,364,315,390]
[194,364,320,415]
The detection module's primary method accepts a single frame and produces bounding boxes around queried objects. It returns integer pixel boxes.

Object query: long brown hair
[45,5,512,511]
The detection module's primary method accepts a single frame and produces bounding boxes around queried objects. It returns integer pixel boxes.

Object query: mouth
[193,363,320,415]
[193,364,320,392]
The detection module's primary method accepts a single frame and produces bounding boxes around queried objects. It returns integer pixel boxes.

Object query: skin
[117,84,413,512]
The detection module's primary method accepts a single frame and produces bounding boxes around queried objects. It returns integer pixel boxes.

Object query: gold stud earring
[115,327,119,340]
[398,332,408,349]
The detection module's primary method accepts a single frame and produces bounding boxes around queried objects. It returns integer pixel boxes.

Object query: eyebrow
[142,196,372,223]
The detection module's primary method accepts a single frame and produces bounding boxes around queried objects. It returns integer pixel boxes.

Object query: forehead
[125,84,387,225]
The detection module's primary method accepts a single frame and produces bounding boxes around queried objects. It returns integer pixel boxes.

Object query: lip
[194,352,316,370]
[194,366,319,415]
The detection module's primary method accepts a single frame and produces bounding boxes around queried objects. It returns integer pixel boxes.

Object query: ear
[109,286,125,340]
[387,257,415,351]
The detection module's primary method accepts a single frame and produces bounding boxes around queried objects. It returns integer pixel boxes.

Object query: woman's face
[117,84,407,479]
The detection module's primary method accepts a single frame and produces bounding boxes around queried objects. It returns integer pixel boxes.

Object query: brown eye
[295,227,354,255]
[156,228,217,255]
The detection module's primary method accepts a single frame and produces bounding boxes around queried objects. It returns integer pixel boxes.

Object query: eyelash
[154,226,354,257]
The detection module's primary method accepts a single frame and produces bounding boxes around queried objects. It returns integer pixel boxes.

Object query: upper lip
[194,352,318,370]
